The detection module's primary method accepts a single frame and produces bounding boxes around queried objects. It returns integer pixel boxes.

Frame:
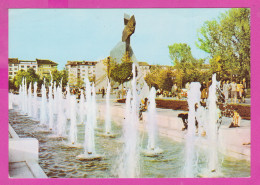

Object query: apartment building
[36,59,58,78]
[8,58,58,79]
[65,61,98,86]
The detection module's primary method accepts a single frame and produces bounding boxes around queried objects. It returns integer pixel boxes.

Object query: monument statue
[122,14,136,53]
[110,13,137,64]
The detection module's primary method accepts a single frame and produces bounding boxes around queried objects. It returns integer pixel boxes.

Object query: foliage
[145,66,174,91]
[13,68,40,88]
[110,62,133,85]
[49,69,68,87]
[103,57,117,80]
[11,68,69,91]
[196,8,250,82]
[110,52,134,85]
[168,43,205,87]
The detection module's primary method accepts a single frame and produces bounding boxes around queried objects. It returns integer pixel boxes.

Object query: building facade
[8,58,58,79]
[65,61,98,86]
[36,59,58,78]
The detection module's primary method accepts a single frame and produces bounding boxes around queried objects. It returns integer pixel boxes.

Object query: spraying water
[117,63,140,178]
[48,82,54,130]
[84,79,95,154]
[79,89,85,124]
[27,82,32,117]
[57,85,66,137]
[105,79,111,134]
[69,95,77,145]
[33,82,38,119]
[207,74,219,174]
[184,82,201,177]
[40,82,48,125]
[146,87,160,152]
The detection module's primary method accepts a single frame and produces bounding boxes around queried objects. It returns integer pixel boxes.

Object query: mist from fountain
[48,82,54,130]
[57,84,66,137]
[28,82,32,117]
[207,73,219,175]
[77,79,101,160]
[9,92,13,110]
[40,82,48,125]
[117,63,140,178]
[184,82,201,177]
[68,95,78,145]
[33,82,38,119]
[65,85,71,120]
[79,89,85,124]
[105,79,112,134]
[143,87,163,156]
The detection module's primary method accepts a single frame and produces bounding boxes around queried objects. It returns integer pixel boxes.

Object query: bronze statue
[122,14,136,53]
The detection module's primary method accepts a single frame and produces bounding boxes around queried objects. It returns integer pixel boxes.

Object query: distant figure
[101,87,105,98]
[230,80,237,104]
[171,83,178,98]
[229,111,241,128]
[139,98,148,121]
[223,81,230,103]
[242,78,246,103]
[200,82,207,102]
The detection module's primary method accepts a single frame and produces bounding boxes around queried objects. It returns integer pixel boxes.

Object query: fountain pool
[9,107,250,178]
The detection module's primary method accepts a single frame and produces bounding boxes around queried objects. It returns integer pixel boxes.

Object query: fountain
[65,85,71,120]
[56,85,67,137]
[77,79,101,160]
[116,63,140,178]
[40,82,48,125]
[207,74,220,176]
[102,78,116,137]
[142,87,163,156]
[9,92,13,110]
[184,82,201,177]
[68,95,79,147]
[48,81,54,130]
[33,82,38,119]
[27,82,32,117]
[79,89,85,125]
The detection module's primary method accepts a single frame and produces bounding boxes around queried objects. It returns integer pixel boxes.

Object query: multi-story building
[65,61,98,86]
[36,59,58,78]
[138,62,150,77]
[8,58,58,79]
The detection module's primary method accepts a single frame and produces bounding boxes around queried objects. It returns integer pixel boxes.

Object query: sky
[9,8,230,70]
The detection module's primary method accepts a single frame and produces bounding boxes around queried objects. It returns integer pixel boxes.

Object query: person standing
[223,81,230,103]
[242,78,247,103]
[101,87,105,98]
[230,80,237,104]
[200,82,207,102]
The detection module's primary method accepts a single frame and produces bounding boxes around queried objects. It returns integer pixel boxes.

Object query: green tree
[145,66,174,91]
[14,69,40,88]
[110,52,134,88]
[196,8,250,82]
[168,43,204,87]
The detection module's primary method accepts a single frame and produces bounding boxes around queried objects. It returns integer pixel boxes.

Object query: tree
[168,43,204,87]
[110,52,134,87]
[145,66,174,91]
[196,8,250,83]
[13,68,40,89]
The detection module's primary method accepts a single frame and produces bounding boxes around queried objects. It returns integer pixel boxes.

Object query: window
[9,68,12,71]
[33,66,36,68]
[9,72,12,75]
[21,65,24,68]
[27,66,30,68]
[14,72,17,75]
[14,68,18,70]
[14,64,18,66]
[9,64,12,67]
[82,70,85,72]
